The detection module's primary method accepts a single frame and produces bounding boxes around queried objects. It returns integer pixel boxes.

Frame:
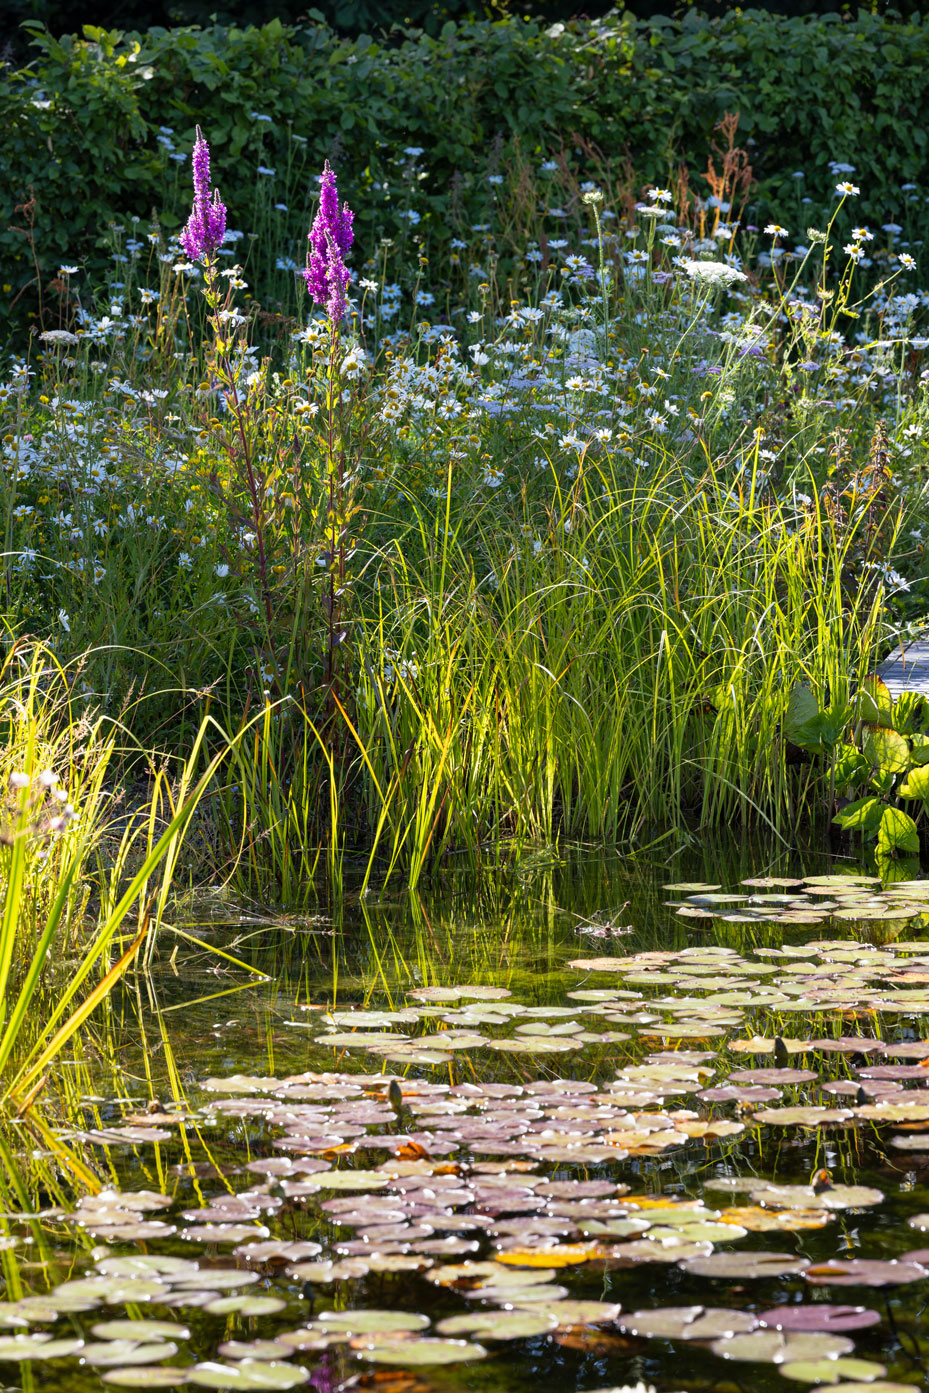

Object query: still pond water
[8,841,929,1393]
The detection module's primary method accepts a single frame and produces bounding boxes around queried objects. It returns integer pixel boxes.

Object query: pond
[5,841,929,1393]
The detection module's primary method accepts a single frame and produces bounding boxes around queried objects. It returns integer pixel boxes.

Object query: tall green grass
[0,641,230,1108]
[337,454,890,884]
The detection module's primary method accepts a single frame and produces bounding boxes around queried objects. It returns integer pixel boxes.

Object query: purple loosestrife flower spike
[304,160,354,326]
[180,125,227,261]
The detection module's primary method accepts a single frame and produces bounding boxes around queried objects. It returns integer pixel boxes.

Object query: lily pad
[309,1171,389,1191]
[756,1307,881,1333]
[102,1373,190,1388]
[804,1260,928,1286]
[520,1300,621,1325]
[314,1312,430,1335]
[82,1342,179,1367]
[621,1307,757,1340]
[780,1359,888,1384]
[203,1298,287,1318]
[188,1363,310,1389]
[681,1251,809,1279]
[435,1312,556,1339]
[709,1331,854,1363]
[91,1321,191,1341]
[360,1339,488,1365]
[0,1335,85,1360]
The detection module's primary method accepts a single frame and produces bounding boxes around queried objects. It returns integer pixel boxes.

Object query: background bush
[2,5,928,341]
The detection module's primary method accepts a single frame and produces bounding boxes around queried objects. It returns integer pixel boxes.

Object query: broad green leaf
[875,852,921,885]
[856,675,894,727]
[893,691,929,735]
[862,726,910,775]
[833,743,868,793]
[877,806,920,858]
[784,685,822,749]
[899,764,929,802]
[832,797,883,835]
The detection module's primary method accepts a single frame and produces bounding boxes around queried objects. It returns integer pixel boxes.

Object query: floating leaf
[97,1258,199,1279]
[0,1336,85,1360]
[102,1373,190,1388]
[780,1358,887,1384]
[203,1298,287,1318]
[298,1171,388,1191]
[751,1107,854,1126]
[360,1340,487,1366]
[681,1251,809,1279]
[82,1342,181,1367]
[217,1342,294,1361]
[188,1362,310,1389]
[494,1245,602,1268]
[171,1271,260,1292]
[520,1300,621,1325]
[91,1322,191,1342]
[757,1307,880,1333]
[315,1312,430,1335]
[621,1307,757,1340]
[435,1312,556,1340]
[805,1260,928,1286]
[709,1331,854,1363]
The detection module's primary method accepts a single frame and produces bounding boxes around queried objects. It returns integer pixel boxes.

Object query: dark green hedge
[2,7,927,336]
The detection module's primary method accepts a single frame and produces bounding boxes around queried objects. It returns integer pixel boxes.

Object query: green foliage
[3,7,929,336]
[0,641,229,1107]
[793,674,929,864]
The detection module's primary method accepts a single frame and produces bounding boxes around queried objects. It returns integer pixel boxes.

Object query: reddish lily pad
[756,1306,881,1333]
[804,1260,928,1287]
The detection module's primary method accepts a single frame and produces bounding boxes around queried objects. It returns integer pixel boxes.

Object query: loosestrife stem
[302,160,355,723]
[201,257,275,639]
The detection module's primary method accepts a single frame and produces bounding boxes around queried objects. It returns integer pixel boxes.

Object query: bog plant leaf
[862,726,910,775]
[877,806,920,857]
[833,798,883,835]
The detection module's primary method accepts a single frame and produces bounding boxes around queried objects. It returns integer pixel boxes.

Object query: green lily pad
[360,1339,488,1366]
[92,1322,191,1342]
[710,1331,854,1363]
[203,1298,287,1318]
[436,1311,556,1339]
[681,1251,809,1279]
[520,1299,622,1325]
[780,1359,888,1384]
[0,1335,85,1360]
[315,1311,430,1335]
[805,1384,915,1393]
[217,1342,295,1362]
[309,1171,389,1191]
[664,883,723,892]
[188,1362,310,1389]
[97,1258,199,1279]
[82,1341,179,1367]
[102,1373,190,1388]
[171,1271,259,1292]
[621,1307,757,1340]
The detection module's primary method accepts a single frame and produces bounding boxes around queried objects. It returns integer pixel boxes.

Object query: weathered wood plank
[879,639,929,698]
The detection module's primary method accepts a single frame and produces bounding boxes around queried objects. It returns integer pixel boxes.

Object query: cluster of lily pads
[6,879,929,1391]
[667,874,929,927]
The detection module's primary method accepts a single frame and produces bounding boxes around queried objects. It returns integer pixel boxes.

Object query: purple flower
[304,161,354,326]
[180,125,227,261]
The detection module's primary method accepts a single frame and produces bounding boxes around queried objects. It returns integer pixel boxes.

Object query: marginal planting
[1,118,927,907]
